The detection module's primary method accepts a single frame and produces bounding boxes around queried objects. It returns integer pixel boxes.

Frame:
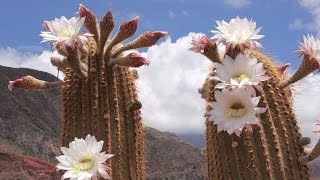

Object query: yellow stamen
[224,102,247,118]
[73,157,94,173]
[232,74,250,83]
[58,29,70,37]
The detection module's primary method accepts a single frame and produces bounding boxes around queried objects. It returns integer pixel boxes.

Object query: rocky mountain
[178,133,205,148]
[0,65,207,179]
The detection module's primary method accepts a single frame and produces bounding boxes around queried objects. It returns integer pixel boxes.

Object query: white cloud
[0,47,64,79]
[293,73,320,147]
[289,18,305,30]
[224,0,251,8]
[168,10,189,19]
[137,33,211,134]
[293,0,320,32]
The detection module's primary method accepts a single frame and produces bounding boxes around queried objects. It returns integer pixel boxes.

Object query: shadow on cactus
[8,4,167,180]
[190,16,320,179]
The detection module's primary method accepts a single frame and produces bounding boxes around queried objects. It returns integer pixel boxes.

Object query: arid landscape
[0,65,207,179]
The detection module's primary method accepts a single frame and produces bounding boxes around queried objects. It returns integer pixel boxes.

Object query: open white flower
[208,88,266,136]
[297,34,320,64]
[56,134,113,180]
[213,53,270,89]
[40,16,92,55]
[211,16,264,51]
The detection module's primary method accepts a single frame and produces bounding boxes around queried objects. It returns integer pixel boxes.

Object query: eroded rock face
[0,148,59,180]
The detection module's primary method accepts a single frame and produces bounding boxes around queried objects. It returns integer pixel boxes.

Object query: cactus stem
[299,138,320,164]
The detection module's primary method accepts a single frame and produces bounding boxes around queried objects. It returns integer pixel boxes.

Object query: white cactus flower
[213,53,270,89]
[208,88,266,136]
[212,16,264,51]
[56,135,113,180]
[40,16,93,55]
[297,34,320,64]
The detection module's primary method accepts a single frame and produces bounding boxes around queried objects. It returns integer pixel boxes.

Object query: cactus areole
[9,4,166,179]
[191,17,320,179]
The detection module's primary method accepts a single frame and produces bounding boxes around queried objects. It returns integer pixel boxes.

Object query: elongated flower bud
[106,17,139,53]
[111,31,167,58]
[79,4,99,40]
[100,11,114,49]
[8,76,62,91]
[109,52,149,67]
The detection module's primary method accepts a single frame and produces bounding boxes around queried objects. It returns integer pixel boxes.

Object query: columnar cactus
[9,4,166,179]
[191,17,320,179]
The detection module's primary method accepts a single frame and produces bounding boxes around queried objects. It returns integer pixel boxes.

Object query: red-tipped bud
[101,11,115,30]
[276,63,290,75]
[189,35,212,53]
[119,16,139,39]
[128,52,150,67]
[79,4,96,23]
[79,4,98,38]
[8,76,46,91]
[140,31,168,47]
[110,52,150,67]
[42,21,50,31]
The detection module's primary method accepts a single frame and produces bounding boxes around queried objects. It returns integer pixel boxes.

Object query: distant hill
[0,65,207,179]
[178,133,206,148]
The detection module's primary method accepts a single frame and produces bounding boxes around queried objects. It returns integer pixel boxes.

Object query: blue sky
[0,0,315,66]
[1,0,320,145]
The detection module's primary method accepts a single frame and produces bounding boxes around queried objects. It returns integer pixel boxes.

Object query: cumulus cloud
[0,47,64,79]
[137,33,211,134]
[293,73,320,146]
[224,0,251,8]
[1,34,320,140]
[293,0,320,32]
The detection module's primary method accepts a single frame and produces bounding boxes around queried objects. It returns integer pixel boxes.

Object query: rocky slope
[0,65,207,179]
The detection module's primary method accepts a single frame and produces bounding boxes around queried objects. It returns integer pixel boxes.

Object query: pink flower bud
[128,53,150,67]
[8,76,45,90]
[119,16,139,39]
[189,35,212,53]
[42,21,50,31]
[79,4,96,22]
[141,31,168,46]
[79,4,98,38]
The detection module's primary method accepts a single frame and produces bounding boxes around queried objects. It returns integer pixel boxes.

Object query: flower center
[73,157,94,173]
[224,102,247,118]
[58,29,70,37]
[232,74,250,83]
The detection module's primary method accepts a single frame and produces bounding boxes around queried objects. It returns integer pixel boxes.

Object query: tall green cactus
[9,4,166,179]
[192,17,320,179]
